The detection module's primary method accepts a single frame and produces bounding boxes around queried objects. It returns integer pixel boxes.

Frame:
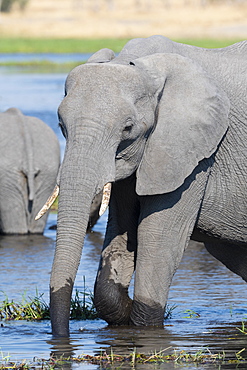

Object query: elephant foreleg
[94,175,139,325]
[130,163,211,326]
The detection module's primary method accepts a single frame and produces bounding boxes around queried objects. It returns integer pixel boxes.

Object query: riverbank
[0,37,244,54]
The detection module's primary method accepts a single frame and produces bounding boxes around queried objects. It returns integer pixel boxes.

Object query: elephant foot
[94,280,132,325]
[129,300,164,326]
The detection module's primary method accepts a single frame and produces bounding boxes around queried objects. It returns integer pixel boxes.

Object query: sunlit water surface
[0,58,247,369]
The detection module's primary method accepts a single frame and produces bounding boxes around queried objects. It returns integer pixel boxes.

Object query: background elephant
[49,36,246,336]
[0,107,60,234]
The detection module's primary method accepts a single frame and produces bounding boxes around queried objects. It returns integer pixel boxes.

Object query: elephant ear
[134,53,230,195]
[87,48,115,63]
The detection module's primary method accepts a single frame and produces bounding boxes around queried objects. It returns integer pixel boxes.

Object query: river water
[0,55,247,369]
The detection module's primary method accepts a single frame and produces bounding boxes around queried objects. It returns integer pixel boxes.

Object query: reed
[0,291,49,320]
[0,284,97,321]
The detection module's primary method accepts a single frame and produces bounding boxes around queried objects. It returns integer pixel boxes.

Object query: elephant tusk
[99,183,112,217]
[35,185,60,221]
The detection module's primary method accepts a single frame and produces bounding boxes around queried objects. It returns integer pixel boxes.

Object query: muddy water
[0,60,247,369]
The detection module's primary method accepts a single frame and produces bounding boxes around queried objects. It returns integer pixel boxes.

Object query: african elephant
[48,36,246,336]
[0,107,60,234]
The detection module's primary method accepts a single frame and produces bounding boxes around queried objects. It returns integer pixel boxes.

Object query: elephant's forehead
[65,63,142,93]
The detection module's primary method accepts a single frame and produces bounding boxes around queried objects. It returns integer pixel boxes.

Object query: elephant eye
[124,125,132,132]
[123,121,133,133]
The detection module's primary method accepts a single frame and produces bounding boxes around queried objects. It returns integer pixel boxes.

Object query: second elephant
[0,107,60,234]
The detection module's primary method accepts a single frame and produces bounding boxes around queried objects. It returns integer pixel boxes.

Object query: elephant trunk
[50,180,94,336]
[50,140,115,337]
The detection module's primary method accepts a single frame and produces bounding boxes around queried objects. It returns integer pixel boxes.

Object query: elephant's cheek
[115,150,143,181]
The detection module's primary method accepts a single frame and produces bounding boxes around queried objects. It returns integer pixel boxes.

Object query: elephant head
[49,52,229,336]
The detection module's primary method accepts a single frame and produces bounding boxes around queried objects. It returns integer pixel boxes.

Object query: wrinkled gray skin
[50,36,247,337]
[0,108,60,234]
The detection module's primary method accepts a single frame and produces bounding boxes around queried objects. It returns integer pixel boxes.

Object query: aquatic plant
[182,309,200,318]
[164,304,177,319]
[70,277,98,320]
[0,278,175,322]
[236,321,247,335]
[0,283,98,321]
[0,291,49,321]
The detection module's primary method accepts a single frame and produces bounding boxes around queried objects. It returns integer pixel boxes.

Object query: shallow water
[0,59,247,369]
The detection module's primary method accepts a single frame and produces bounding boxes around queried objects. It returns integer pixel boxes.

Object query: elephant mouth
[35,182,112,221]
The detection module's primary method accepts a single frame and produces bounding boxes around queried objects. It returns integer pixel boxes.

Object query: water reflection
[48,337,77,359]
[46,322,247,369]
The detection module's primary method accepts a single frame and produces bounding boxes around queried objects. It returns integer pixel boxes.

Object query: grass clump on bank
[0,285,97,321]
[0,275,174,321]
[0,291,50,320]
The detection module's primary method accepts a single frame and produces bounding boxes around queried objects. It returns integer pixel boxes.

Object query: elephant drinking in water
[43,36,246,336]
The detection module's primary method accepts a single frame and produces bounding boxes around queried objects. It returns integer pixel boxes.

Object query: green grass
[0,283,98,321]
[175,38,245,49]
[0,37,244,54]
[0,38,131,53]
[0,37,243,71]
[0,288,174,321]
[0,291,50,320]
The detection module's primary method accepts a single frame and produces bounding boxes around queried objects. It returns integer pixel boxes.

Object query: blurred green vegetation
[0,38,131,53]
[0,38,243,72]
[0,37,244,53]
[0,60,83,72]
[178,38,244,48]
[0,0,28,12]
